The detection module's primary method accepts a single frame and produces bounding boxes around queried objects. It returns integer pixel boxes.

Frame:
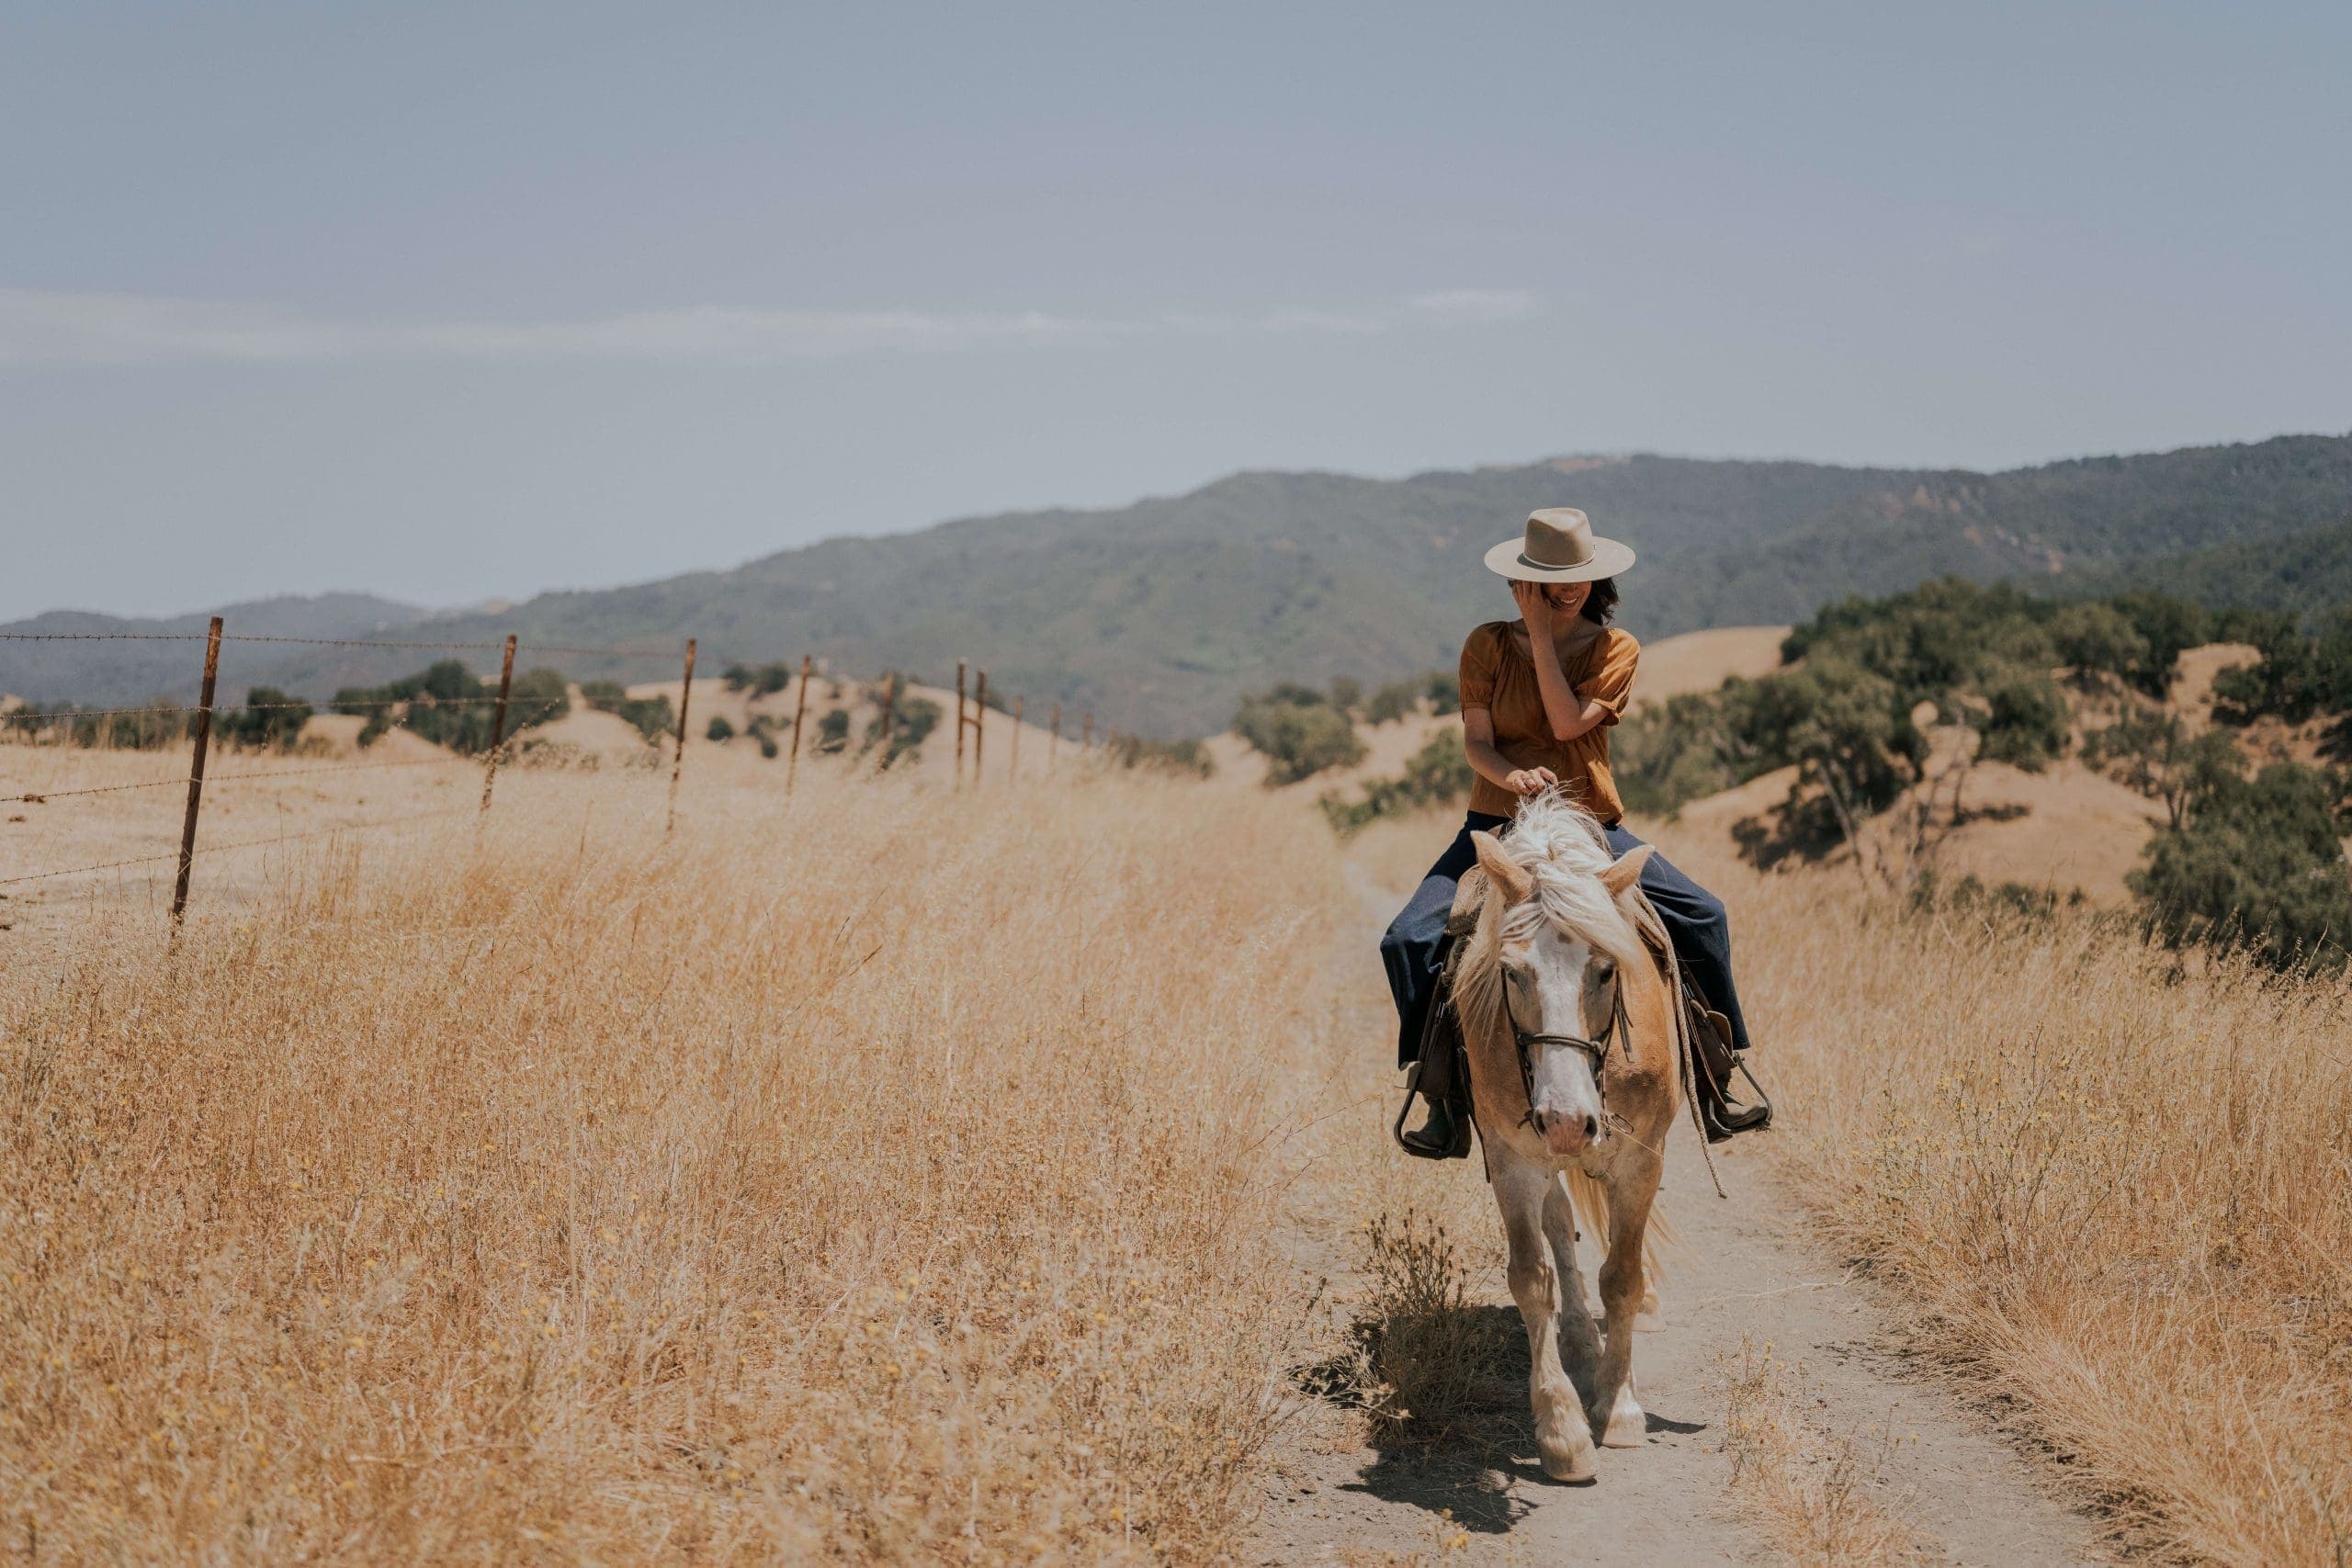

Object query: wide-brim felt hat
[1483,507,1636,583]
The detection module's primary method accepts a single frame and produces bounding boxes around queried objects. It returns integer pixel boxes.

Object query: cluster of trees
[4,699,193,750]
[2206,607,2352,741]
[1613,581,2232,854]
[334,660,571,752]
[1106,734,1216,778]
[1230,671,1460,786]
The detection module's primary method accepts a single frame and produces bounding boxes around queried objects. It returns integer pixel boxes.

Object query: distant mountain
[9,434,2352,733]
[0,594,428,711]
[2055,511,2352,621]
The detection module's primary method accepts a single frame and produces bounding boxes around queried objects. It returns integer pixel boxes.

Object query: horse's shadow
[1295,1302,1706,1535]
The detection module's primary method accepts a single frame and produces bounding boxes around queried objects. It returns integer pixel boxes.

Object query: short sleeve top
[1458,620,1641,821]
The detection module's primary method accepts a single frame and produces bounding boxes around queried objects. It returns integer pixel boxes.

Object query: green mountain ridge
[9,434,2352,734]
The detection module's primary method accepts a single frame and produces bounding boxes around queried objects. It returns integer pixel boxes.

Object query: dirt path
[1249,873,2104,1565]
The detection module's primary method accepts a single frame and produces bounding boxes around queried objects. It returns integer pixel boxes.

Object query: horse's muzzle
[1535,1106,1600,1156]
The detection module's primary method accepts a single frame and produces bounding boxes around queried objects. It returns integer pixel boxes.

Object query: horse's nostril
[1582,1114,1599,1141]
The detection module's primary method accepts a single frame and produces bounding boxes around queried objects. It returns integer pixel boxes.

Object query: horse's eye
[1593,959,1616,981]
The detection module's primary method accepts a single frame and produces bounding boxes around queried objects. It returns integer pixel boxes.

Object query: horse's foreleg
[1496,1149,1596,1481]
[1592,1169,1658,1449]
[1540,1173,1602,1404]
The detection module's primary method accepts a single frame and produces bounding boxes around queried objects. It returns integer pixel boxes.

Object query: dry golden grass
[0,761,1347,1562]
[1681,829,2352,1565]
[1713,1335,1924,1565]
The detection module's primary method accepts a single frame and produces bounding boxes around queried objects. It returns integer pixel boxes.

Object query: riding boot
[1696,1065,1771,1143]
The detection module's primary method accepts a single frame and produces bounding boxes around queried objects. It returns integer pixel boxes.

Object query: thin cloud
[0,287,1539,365]
[1408,288,1541,321]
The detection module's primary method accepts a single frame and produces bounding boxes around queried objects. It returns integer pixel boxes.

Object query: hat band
[1519,550,1591,571]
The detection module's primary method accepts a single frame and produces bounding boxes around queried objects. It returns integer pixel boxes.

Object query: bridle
[1504,977,1626,1133]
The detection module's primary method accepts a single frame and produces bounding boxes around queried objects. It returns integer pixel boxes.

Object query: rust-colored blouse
[1458,620,1642,821]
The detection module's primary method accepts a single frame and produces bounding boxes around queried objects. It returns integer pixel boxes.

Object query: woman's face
[1535,580,1589,618]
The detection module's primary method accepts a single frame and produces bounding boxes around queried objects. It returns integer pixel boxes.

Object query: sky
[4,1,2349,621]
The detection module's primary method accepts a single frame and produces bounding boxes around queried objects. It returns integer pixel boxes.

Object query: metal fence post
[479,633,517,813]
[169,615,223,925]
[786,653,811,795]
[973,671,988,782]
[955,659,967,784]
[666,637,696,833]
[876,671,898,769]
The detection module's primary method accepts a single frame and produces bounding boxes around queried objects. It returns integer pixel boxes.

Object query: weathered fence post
[1082,711,1093,750]
[786,653,811,795]
[972,671,988,782]
[479,633,517,813]
[1010,695,1023,780]
[955,659,968,784]
[876,671,899,770]
[666,637,696,833]
[169,615,223,925]
[1049,702,1061,773]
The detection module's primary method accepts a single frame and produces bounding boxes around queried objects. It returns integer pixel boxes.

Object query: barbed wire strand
[1,751,484,806]
[2,694,517,725]
[0,632,209,643]
[0,806,488,889]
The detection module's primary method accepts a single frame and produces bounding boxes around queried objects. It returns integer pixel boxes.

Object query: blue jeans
[1378,810,1751,1068]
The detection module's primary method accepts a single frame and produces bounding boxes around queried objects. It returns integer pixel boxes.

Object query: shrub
[1363,680,1419,726]
[2132,761,2352,971]
[581,681,673,747]
[506,669,571,732]
[706,716,735,742]
[220,687,312,750]
[1232,687,1365,785]
[1106,735,1215,779]
[815,709,850,754]
[1320,733,1474,835]
[1424,671,1461,716]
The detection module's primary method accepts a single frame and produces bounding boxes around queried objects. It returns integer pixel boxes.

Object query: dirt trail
[1249,872,2104,1565]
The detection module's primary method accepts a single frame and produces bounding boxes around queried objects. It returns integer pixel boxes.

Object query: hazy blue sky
[5,2,2347,620]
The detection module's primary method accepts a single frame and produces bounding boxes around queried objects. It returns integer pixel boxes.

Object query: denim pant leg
[1379,812,1510,1069]
[1600,823,1753,1055]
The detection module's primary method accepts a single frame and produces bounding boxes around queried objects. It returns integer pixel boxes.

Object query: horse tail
[1562,1168,1684,1317]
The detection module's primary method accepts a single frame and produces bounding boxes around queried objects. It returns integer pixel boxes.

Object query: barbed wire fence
[1,618,1110,927]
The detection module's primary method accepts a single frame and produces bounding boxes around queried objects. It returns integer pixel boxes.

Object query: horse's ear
[1471,830,1532,904]
[1600,843,1654,898]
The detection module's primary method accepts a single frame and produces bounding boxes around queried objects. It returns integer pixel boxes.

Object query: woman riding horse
[1381,506,1770,1155]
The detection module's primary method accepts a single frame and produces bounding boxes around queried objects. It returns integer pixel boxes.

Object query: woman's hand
[1511,579,1555,636]
[1505,766,1559,795]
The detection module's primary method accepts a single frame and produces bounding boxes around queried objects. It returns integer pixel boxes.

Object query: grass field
[0,750,1345,1561]
[5,723,2349,1562]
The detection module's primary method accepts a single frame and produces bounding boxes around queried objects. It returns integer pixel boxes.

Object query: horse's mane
[1454,792,1670,1051]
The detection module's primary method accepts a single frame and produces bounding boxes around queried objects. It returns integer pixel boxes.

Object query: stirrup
[1393,1063,1472,1161]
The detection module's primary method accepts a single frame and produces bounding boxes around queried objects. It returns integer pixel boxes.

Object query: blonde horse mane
[1452,791,1689,1277]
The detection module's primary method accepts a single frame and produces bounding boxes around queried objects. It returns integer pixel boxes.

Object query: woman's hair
[1581,577,1620,626]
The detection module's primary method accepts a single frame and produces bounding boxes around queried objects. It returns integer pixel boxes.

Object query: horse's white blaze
[1506,931,1610,1156]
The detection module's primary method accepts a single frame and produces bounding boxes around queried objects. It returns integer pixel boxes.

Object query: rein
[1505,983,1626,1132]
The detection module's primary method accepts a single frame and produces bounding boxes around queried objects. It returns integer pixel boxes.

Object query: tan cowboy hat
[1483,507,1636,583]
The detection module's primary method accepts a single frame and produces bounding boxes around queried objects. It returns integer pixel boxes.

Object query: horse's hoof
[1541,1438,1599,1482]
[1601,1396,1645,1449]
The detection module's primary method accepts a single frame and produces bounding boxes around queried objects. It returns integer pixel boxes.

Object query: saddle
[1393,867,1770,1161]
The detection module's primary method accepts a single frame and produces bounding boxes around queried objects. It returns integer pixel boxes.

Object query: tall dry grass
[1688,837,2352,1564]
[0,768,1345,1562]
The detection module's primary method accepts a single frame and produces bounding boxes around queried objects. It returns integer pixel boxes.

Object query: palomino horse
[1450,793,1682,1482]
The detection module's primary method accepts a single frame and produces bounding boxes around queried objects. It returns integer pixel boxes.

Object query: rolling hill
[9,433,2352,734]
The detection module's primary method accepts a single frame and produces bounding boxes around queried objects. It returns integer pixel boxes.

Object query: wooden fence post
[955,659,968,784]
[786,653,811,795]
[1010,695,1023,780]
[973,671,988,782]
[479,633,516,813]
[1082,711,1093,750]
[1049,702,1061,773]
[876,671,899,769]
[666,637,696,833]
[169,615,223,925]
